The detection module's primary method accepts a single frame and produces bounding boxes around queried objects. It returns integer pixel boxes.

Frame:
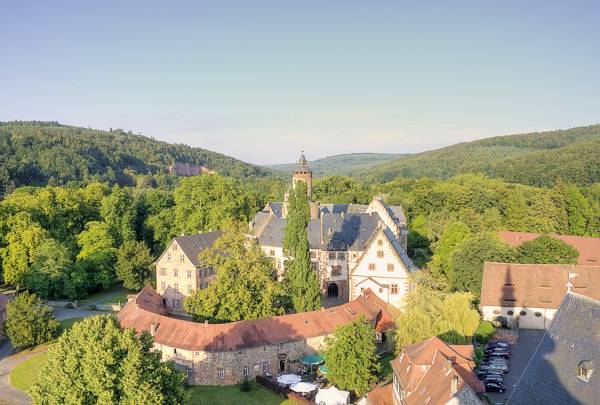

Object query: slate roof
[480,262,600,309]
[118,287,394,352]
[256,212,381,251]
[508,293,600,405]
[497,231,600,266]
[170,231,222,267]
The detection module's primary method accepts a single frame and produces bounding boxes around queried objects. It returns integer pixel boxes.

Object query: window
[360,287,365,292]
[160,267,167,276]
[331,265,342,276]
[262,361,269,372]
[187,367,193,379]
[368,263,376,271]
[268,249,275,256]
[310,251,316,259]
[507,310,514,316]
[160,281,166,291]
[243,366,249,377]
[535,312,542,317]
[377,239,383,246]
[173,348,177,355]
[167,254,171,261]
[187,285,192,294]
[577,362,593,382]
[328,252,336,260]
[379,287,384,293]
[218,369,225,379]
[387,263,394,272]
[173,268,179,277]
[195,351,200,356]
[391,284,399,295]
[493,309,501,315]
[173,299,181,308]
[519,310,527,316]
[377,250,384,258]
[337,252,345,260]
[172,243,178,250]
[311,261,319,270]
[179,254,185,262]
[174,283,179,292]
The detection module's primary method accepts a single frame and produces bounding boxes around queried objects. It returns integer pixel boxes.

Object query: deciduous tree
[115,240,154,290]
[30,316,186,404]
[516,235,579,264]
[3,291,60,349]
[184,221,285,322]
[324,316,381,397]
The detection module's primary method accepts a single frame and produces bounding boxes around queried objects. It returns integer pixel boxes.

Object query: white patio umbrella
[290,381,318,393]
[277,374,302,385]
[315,386,350,405]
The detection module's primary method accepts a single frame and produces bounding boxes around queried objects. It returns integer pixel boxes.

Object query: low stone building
[363,337,483,405]
[168,162,214,176]
[118,286,394,385]
[480,262,600,329]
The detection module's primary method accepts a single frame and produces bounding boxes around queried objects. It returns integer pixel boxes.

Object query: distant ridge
[267,152,408,177]
[360,125,600,186]
[0,121,279,193]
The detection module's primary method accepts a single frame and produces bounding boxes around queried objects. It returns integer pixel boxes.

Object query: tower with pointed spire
[292,150,312,198]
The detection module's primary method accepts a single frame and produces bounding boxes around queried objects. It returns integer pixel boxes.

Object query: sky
[1,1,600,165]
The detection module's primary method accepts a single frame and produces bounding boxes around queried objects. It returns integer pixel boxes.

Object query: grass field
[9,317,84,392]
[186,383,298,405]
[10,351,48,392]
[86,284,132,305]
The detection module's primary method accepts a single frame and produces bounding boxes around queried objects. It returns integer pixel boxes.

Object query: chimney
[150,322,157,336]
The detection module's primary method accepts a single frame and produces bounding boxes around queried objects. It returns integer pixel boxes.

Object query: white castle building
[155,153,417,312]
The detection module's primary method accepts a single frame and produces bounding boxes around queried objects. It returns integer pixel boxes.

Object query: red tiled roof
[366,384,394,405]
[118,287,393,352]
[497,231,600,265]
[388,337,483,405]
[480,262,600,309]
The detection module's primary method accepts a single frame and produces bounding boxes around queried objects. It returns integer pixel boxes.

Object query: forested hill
[361,125,600,186]
[0,121,277,194]
[268,152,408,176]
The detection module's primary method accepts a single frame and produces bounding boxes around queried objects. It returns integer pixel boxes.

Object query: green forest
[0,121,278,196]
[361,125,600,186]
[0,120,599,304]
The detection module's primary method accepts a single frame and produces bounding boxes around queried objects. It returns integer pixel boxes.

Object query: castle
[155,152,417,313]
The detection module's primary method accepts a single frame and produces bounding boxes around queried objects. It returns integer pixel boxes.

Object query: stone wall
[158,335,326,385]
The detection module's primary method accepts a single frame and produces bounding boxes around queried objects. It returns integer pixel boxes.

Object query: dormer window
[578,361,593,382]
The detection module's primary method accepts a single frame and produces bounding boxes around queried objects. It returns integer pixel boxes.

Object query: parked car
[480,364,509,373]
[488,340,510,348]
[483,357,509,365]
[478,369,503,378]
[483,375,504,383]
[485,381,506,393]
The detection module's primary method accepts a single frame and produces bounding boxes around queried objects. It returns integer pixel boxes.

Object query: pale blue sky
[1,1,599,164]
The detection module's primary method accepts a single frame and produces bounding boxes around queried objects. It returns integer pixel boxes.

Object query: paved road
[0,308,103,405]
[486,329,545,403]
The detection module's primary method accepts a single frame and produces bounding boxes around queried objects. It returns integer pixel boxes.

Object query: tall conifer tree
[283,181,320,312]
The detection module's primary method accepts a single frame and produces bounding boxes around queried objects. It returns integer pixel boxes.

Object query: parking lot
[485,329,545,403]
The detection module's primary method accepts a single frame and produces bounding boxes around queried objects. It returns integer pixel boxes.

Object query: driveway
[486,329,545,403]
[0,307,104,405]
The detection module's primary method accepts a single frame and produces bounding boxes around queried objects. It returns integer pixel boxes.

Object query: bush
[474,347,484,367]
[4,292,61,349]
[475,320,495,344]
[240,379,252,392]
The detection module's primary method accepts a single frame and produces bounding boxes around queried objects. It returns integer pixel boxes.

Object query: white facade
[350,228,411,308]
[481,305,557,329]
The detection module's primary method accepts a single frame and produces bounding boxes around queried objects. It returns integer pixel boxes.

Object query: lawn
[9,317,84,392]
[186,383,298,405]
[10,351,48,392]
[86,284,133,305]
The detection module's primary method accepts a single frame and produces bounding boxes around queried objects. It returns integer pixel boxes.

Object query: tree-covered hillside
[361,125,600,186]
[268,153,408,177]
[0,121,277,195]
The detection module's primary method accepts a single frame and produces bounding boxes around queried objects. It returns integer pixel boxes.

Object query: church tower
[292,151,312,198]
